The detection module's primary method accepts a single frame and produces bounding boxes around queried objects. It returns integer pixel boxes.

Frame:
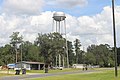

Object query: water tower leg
[56,56,57,67]
[63,55,64,68]
[56,21,57,32]
[59,54,61,68]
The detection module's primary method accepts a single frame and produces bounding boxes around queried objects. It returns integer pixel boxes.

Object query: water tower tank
[53,12,66,21]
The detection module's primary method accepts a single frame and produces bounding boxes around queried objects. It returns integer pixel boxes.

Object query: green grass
[0,70,15,77]
[27,68,81,74]
[0,68,100,74]
[26,70,44,73]
[49,68,81,73]
[1,68,120,80]
[0,68,81,77]
[0,73,13,77]
[31,70,120,80]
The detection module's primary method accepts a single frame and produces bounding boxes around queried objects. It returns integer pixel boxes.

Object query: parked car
[51,66,63,70]
[58,66,63,70]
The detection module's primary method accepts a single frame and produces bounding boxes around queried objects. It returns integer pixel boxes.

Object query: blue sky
[0,0,120,16]
[0,0,3,3]
[0,0,3,10]
[43,0,120,17]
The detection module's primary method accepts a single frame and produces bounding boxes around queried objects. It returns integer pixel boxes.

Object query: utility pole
[15,44,17,63]
[21,43,23,71]
[112,0,118,77]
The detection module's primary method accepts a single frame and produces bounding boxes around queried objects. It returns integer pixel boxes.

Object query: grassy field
[0,68,82,77]
[0,73,13,77]
[0,67,99,75]
[31,70,120,80]
[0,68,120,80]
[27,68,81,73]
[0,70,15,77]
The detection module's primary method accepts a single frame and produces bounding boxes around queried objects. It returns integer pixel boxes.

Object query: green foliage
[0,44,14,65]
[84,52,96,65]
[117,48,120,65]
[10,32,23,46]
[0,31,117,69]
[9,32,23,63]
[36,32,66,70]
[19,41,44,62]
[74,39,82,64]
[85,44,114,67]
[67,41,75,66]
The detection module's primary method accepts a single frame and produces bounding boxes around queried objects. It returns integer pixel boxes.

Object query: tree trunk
[45,63,48,73]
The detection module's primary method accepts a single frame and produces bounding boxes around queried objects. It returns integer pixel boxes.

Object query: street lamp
[112,0,118,77]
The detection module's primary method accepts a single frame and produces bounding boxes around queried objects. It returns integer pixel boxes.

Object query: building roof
[16,61,44,64]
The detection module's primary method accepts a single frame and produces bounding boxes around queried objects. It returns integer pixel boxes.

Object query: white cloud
[2,0,45,15]
[0,5,120,49]
[57,0,88,8]
[65,6,120,48]
[0,11,53,46]
[47,0,88,8]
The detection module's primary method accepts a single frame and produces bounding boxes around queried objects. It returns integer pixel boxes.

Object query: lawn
[0,68,81,77]
[0,73,13,77]
[27,68,81,73]
[0,68,120,80]
[0,70,15,77]
[31,70,120,80]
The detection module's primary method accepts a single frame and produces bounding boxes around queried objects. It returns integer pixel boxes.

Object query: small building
[15,61,44,70]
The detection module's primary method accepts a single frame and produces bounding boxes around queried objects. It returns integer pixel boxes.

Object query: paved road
[0,69,110,80]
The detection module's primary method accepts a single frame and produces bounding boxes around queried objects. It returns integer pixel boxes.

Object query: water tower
[53,12,69,68]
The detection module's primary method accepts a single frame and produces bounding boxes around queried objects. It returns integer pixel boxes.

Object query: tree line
[0,32,120,68]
